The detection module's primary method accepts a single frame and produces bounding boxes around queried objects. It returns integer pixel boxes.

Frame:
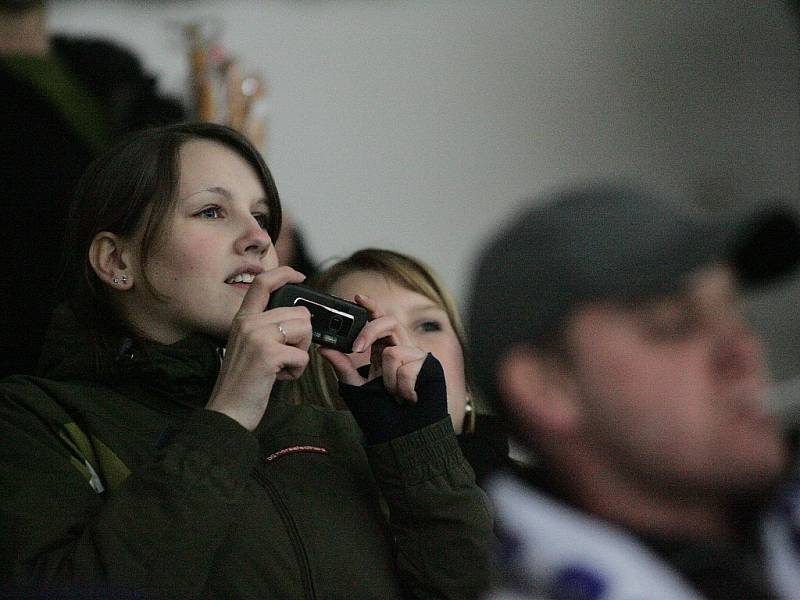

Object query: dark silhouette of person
[0,1,185,377]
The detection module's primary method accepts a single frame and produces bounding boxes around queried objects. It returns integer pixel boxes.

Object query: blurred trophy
[184,20,268,152]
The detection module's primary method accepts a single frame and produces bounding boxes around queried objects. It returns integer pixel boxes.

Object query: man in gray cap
[467,182,800,600]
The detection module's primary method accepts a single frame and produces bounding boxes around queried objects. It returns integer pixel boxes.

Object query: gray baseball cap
[467,182,800,399]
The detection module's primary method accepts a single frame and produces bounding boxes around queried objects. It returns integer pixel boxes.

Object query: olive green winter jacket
[0,307,493,599]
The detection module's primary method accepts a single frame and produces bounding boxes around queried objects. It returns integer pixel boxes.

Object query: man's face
[565,264,788,497]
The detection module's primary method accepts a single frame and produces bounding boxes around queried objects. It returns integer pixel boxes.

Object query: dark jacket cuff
[339,353,448,444]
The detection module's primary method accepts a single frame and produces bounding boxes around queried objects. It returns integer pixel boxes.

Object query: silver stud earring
[112,277,120,284]
[121,276,128,284]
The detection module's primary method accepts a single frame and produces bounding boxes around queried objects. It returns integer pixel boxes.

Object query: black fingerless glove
[339,353,448,445]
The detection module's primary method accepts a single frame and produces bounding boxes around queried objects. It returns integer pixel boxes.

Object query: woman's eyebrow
[179,186,233,203]
[179,186,268,210]
[252,198,270,211]
[408,302,444,315]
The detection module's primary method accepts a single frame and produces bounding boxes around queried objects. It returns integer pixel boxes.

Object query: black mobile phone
[266,283,368,353]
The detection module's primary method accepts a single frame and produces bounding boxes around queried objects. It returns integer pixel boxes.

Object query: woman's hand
[319,294,427,403]
[206,267,312,431]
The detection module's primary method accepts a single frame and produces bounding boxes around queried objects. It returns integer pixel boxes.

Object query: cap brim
[729,206,800,288]
[610,204,800,301]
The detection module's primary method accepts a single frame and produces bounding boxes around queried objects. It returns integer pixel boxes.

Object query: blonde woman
[290,248,514,486]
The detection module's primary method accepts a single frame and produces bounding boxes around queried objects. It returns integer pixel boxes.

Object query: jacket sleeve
[340,355,495,600]
[0,389,258,598]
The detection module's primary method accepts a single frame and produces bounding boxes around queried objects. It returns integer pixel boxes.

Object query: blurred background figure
[0,0,184,377]
[289,247,516,487]
[468,182,800,600]
[183,18,267,150]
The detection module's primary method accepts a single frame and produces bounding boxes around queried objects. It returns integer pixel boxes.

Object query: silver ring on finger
[277,323,288,344]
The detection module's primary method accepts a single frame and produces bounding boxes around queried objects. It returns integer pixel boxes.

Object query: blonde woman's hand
[206,267,312,431]
[319,294,427,404]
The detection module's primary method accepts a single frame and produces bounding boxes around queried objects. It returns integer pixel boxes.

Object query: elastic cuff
[366,417,467,485]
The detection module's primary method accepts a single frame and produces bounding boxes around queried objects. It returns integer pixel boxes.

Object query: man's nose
[712,309,764,379]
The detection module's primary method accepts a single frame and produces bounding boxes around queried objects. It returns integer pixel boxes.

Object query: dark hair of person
[61,121,281,356]
[0,1,44,12]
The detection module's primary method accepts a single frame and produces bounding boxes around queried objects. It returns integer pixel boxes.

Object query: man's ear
[496,345,581,437]
[89,231,134,290]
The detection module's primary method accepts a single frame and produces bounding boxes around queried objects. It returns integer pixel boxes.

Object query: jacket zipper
[254,470,316,600]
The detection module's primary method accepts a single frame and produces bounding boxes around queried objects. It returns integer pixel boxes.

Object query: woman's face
[121,139,278,343]
[330,271,469,433]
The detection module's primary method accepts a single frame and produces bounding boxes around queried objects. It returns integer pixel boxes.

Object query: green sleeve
[0,399,258,598]
[366,417,495,600]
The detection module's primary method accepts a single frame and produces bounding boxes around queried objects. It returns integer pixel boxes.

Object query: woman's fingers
[268,312,313,352]
[274,345,311,381]
[232,305,312,350]
[328,294,425,401]
[236,266,305,317]
[352,314,412,354]
[381,346,427,403]
[354,293,384,319]
[350,314,414,382]
[353,294,403,350]
[208,291,312,430]
[318,347,364,386]
[319,344,426,402]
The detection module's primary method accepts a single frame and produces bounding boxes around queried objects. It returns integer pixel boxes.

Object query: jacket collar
[40,304,222,415]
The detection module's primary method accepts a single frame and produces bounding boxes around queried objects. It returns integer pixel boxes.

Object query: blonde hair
[286,248,478,423]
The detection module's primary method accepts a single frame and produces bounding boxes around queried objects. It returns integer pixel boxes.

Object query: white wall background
[49,1,800,380]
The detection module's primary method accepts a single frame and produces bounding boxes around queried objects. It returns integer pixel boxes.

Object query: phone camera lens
[329,315,343,333]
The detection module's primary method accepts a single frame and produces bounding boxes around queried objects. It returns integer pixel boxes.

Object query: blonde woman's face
[330,271,469,433]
